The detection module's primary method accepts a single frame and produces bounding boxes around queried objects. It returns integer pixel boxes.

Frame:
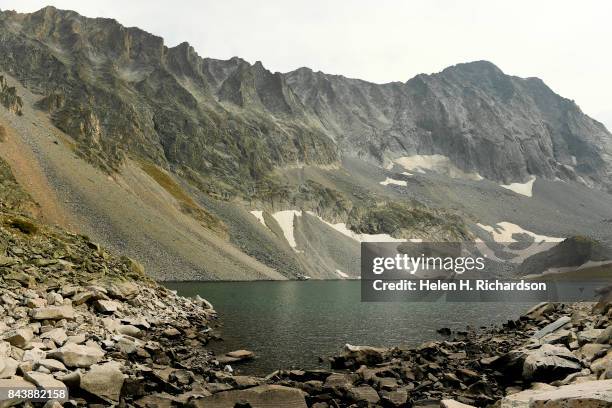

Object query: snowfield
[500,176,536,197]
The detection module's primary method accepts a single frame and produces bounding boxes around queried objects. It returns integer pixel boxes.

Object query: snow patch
[250,210,266,227]
[380,177,407,187]
[476,222,563,263]
[401,171,413,176]
[336,269,349,278]
[306,211,418,243]
[395,155,483,180]
[500,176,536,197]
[272,210,302,250]
[477,222,563,243]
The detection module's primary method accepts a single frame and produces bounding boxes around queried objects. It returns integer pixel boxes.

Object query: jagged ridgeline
[1,6,611,196]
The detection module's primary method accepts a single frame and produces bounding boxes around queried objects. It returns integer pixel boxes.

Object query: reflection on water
[164,281,533,375]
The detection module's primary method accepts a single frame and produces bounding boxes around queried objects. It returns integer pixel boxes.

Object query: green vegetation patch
[138,161,228,238]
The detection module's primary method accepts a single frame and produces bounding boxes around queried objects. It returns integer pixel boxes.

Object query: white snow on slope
[500,176,536,197]
[380,177,407,187]
[477,222,563,243]
[336,269,349,278]
[250,210,266,227]
[305,211,417,243]
[395,155,483,180]
[476,222,564,263]
[272,210,302,250]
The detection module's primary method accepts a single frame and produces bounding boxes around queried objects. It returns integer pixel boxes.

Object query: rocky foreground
[1,207,612,407]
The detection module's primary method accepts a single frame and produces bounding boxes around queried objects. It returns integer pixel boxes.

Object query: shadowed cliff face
[0,6,610,195]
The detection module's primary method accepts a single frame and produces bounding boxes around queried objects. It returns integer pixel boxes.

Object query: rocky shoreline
[1,208,612,407]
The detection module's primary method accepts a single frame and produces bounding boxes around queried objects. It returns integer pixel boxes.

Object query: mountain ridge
[1,5,610,196]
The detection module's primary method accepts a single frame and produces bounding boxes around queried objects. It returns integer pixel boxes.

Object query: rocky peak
[0,6,610,193]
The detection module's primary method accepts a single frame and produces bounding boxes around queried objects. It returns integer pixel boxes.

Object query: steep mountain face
[285,63,612,188]
[0,7,337,199]
[0,6,610,195]
[1,6,612,281]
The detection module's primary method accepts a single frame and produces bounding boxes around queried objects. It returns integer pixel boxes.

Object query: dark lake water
[164,281,533,375]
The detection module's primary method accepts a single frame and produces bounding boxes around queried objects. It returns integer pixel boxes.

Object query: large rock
[0,376,36,407]
[522,344,582,382]
[578,329,605,345]
[330,344,391,369]
[35,359,67,372]
[524,302,555,320]
[190,384,307,408]
[226,350,255,360]
[596,326,612,344]
[532,316,571,340]
[500,379,612,407]
[347,385,380,404]
[30,305,75,320]
[80,361,125,401]
[47,343,104,368]
[2,327,33,348]
[23,371,68,402]
[0,357,18,379]
[94,299,120,314]
[381,388,408,407]
[323,373,358,395]
[576,344,610,362]
[40,328,68,346]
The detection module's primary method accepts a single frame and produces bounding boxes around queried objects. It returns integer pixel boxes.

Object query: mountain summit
[1,6,610,193]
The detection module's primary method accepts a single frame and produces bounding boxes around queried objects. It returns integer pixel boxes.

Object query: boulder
[499,379,612,407]
[30,305,75,320]
[522,344,582,382]
[380,388,408,407]
[590,352,612,377]
[524,302,555,320]
[347,385,380,404]
[26,298,47,308]
[23,371,68,397]
[189,385,307,408]
[578,329,605,345]
[596,326,612,344]
[80,361,125,402]
[323,372,358,395]
[2,327,33,348]
[532,316,571,339]
[195,295,214,310]
[47,343,104,368]
[72,291,94,305]
[40,328,68,346]
[576,344,610,362]
[163,327,181,337]
[225,350,254,362]
[331,344,390,369]
[0,376,36,406]
[94,299,120,314]
[35,359,67,372]
[22,348,46,363]
[0,357,18,379]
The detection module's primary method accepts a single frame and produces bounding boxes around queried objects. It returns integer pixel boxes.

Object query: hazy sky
[2,0,611,128]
